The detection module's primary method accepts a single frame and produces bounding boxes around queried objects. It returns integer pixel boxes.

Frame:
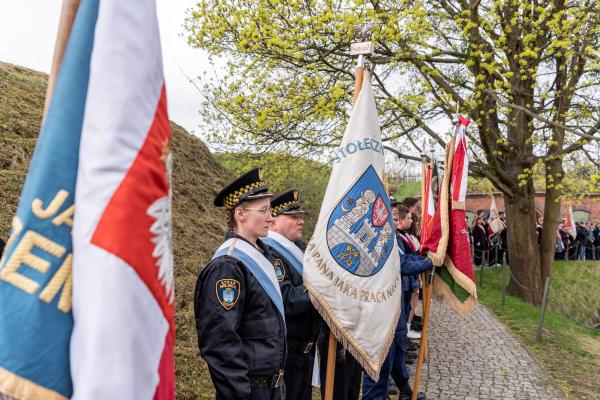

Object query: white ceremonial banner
[303,71,401,380]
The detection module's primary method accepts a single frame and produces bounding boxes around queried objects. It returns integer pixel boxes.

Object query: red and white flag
[565,206,576,239]
[435,116,477,315]
[488,195,505,234]
[420,159,437,245]
[71,0,174,398]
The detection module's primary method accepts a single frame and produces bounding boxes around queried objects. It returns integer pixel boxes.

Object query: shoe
[399,382,426,400]
[407,328,421,339]
[411,321,423,331]
[406,342,419,352]
[388,381,399,395]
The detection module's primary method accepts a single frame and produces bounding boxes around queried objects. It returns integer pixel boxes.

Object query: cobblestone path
[407,301,562,400]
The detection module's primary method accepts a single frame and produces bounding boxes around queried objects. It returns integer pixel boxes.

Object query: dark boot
[399,382,426,400]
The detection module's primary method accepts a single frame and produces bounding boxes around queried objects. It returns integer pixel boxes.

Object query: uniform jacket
[268,242,320,344]
[194,232,287,399]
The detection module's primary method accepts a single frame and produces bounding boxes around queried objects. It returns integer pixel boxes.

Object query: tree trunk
[504,186,543,304]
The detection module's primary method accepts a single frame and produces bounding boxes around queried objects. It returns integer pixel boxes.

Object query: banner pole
[323,333,337,400]
[44,0,81,118]
[412,269,436,400]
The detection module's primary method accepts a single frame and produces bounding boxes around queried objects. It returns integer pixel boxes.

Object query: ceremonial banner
[488,195,505,234]
[420,158,439,245]
[303,72,401,380]
[70,0,175,398]
[0,1,99,398]
[433,116,477,315]
[565,206,576,239]
[420,144,453,267]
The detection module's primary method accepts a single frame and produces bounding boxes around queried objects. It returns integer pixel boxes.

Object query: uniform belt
[249,370,284,388]
[288,340,314,354]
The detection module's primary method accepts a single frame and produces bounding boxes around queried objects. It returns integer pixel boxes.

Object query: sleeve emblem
[273,258,285,281]
[216,279,241,310]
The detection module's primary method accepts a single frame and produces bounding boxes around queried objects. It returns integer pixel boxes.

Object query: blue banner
[0,1,99,398]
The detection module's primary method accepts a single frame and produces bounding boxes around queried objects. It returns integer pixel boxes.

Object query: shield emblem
[326,165,395,277]
[372,194,389,227]
[216,279,240,310]
[273,258,285,281]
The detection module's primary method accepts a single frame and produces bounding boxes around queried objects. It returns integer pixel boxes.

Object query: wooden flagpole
[412,269,434,400]
[43,0,81,118]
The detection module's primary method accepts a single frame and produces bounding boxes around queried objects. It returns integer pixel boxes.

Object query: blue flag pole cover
[0,1,99,398]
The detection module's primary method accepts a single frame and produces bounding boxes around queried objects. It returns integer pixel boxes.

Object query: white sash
[262,230,304,275]
[212,238,284,319]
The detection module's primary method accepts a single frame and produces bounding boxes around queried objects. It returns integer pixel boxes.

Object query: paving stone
[406,301,563,399]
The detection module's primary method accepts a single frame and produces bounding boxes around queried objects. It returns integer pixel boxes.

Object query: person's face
[539,217,544,225]
[271,213,305,241]
[397,213,413,231]
[391,206,399,224]
[409,201,421,215]
[237,197,273,238]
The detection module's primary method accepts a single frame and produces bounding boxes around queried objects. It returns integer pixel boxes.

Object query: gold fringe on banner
[304,245,402,381]
[426,136,456,267]
[432,254,478,316]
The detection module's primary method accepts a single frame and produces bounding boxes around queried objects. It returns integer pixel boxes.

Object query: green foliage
[477,263,600,399]
[186,0,600,196]
[215,152,331,239]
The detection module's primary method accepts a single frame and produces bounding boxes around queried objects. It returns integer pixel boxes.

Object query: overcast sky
[0,0,207,135]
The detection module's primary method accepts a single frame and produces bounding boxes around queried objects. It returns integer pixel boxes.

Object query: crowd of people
[555,220,600,261]
[468,208,600,267]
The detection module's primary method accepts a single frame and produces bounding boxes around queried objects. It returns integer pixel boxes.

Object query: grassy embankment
[475,261,600,399]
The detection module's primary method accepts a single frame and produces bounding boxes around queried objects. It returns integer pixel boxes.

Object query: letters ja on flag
[303,71,401,381]
[0,0,175,399]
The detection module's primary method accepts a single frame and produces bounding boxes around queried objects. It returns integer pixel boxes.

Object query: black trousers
[284,347,315,400]
[216,386,285,400]
[317,332,362,400]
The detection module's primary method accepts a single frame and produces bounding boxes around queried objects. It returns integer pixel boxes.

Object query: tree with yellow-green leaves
[185,0,600,305]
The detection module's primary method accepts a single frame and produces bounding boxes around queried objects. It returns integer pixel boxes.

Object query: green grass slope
[0,61,231,399]
[477,263,600,399]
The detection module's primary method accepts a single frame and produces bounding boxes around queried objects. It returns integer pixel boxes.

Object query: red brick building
[465,192,600,224]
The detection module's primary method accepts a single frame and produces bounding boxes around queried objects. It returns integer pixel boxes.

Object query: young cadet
[263,190,320,400]
[194,168,287,400]
[362,205,431,400]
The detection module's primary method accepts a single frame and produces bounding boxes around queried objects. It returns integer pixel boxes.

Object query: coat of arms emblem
[326,166,394,277]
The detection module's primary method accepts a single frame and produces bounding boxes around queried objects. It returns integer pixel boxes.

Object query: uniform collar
[225,231,268,254]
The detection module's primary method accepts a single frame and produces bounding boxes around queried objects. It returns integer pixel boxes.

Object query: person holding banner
[362,205,432,400]
[263,190,320,400]
[194,168,287,400]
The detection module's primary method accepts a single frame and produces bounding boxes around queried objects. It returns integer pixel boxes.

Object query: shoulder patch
[215,279,240,310]
[273,258,286,282]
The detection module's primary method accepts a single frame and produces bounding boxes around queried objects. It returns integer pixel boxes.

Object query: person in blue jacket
[362,204,432,400]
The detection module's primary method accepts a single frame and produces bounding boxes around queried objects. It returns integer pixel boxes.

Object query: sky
[0,0,207,135]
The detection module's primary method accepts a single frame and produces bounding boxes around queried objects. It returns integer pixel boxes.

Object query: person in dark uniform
[362,205,431,400]
[472,216,489,266]
[264,190,320,400]
[194,168,287,400]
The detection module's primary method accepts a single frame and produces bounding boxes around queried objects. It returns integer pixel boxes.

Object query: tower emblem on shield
[326,165,395,277]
